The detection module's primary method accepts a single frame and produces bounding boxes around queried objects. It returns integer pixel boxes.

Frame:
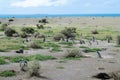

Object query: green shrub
[0,58,8,65]
[0,23,8,31]
[61,27,76,42]
[27,60,41,77]
[91,30,99,34]
[20,32,28,38]
[36,24,44,29]
[8,19,14,22]
[39,19,48,23]
[21,27,35,34]
[0,70,16,77]
[4,28,17,37]
[65,48,83,58]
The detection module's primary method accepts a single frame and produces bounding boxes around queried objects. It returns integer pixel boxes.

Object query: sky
[0,0,120,14]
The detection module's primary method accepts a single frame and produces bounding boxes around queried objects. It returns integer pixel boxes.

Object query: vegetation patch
[63,46,75,48]
[64,57,81,60]
[42,42,60,48]
[115,45,120,47]
[21,27,35,34]
[83,48,102,53]
[57,60,67,63]
[56,66,65,69]
[65,48,83,60]
[0,57,8,65]
[59,41,75,46]
[29,41,43,49]
[0,70,16,77]
[51,47,62,52]
[4,54,56,63]
[0,37,28,52]
[79,46,89,48]
[28,54,56,61]
[5,56,29,63]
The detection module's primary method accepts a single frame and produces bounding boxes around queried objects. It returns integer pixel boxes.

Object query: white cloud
[11,0,67,7]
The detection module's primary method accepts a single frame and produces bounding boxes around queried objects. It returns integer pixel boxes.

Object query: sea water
[0,14,120,18]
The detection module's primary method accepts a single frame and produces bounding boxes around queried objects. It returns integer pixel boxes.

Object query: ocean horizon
[0,14,120,18]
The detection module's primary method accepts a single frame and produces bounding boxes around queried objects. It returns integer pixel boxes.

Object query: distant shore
[0,14,120,18]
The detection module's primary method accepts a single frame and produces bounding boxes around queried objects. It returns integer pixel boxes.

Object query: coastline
[1,14,120,18]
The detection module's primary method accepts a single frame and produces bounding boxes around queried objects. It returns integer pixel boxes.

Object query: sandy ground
[0,17,120,80]
[0,17,120,28]
[0,40,120,80]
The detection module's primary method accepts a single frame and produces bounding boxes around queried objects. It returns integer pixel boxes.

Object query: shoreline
[1,14,120,18]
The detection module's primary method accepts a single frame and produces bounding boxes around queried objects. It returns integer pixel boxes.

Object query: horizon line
[0,13,120,15]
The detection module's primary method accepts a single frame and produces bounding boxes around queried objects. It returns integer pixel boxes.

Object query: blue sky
[0,0,120,14]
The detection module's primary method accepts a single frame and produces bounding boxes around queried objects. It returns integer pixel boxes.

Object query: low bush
[20,32,28,38]
[8,19,14,22]
[0,23,8,31]
[0,70,16,77]
[4,28,17,37]
[21,27,35,34]
[39,19,48,24]
[65,48,83,58]
[36,24,44,29]
[27,60,41,77]
[61,27,76,42]
[91,30,99,34]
